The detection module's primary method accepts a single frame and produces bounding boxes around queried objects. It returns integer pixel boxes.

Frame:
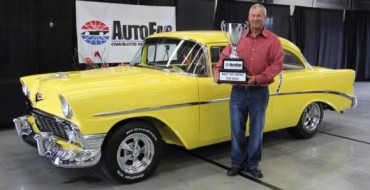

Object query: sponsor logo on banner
[76,1,176,63]
[81,20,110,45]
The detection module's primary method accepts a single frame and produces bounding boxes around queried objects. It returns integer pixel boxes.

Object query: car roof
[148,31,228,44]
[147,30,301,53]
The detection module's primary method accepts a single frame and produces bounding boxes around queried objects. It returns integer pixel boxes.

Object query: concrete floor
[1,82,369,190]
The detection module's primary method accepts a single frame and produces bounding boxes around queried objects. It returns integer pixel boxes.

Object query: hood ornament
[39,72,70,80]
[55,72,70,78]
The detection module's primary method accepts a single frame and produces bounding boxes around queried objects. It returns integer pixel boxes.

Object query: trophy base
[218,70,248,84]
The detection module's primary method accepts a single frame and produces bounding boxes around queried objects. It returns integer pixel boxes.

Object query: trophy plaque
[218,21,249,83]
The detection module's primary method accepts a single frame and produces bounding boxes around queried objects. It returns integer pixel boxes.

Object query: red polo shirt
[213,29,284,86]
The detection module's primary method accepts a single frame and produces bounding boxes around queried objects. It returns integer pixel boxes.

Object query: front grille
[32,109,70,140]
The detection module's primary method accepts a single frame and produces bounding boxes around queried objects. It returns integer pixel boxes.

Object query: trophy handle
[245,20,250,29]
[221,20,225,31]
[220,20,229,44]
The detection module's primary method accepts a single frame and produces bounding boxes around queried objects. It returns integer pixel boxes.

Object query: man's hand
[247,75,256,85]
[213,71,220,84]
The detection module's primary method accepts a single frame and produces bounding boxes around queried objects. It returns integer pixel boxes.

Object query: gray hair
[249,3,267,17]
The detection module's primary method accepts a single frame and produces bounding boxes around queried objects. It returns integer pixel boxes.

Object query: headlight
[60,95,73,119]
[22,84,30,97]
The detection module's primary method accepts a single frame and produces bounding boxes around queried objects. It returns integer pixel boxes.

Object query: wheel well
[318,101,335,111]
[102,117,184,148]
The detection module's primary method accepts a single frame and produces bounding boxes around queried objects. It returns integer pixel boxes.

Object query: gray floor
[1,82,369,190]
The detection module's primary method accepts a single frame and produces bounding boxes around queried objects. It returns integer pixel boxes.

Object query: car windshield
[130,38,208,75]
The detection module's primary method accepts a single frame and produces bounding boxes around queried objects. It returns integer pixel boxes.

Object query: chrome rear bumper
[352,95,358,108]
[13,116,102,168]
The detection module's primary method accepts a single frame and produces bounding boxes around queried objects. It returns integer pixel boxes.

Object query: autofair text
[112,21,173,40]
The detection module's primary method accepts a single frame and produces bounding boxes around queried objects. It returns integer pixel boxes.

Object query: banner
[76,1,176,63]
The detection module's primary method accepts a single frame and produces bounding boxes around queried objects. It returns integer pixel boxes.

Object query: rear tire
[100,120,163,184]
[288,102,323,139]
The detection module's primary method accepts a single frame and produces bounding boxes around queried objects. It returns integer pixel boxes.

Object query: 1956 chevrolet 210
[14,31,357,184]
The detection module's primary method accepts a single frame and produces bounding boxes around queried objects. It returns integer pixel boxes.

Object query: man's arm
[254,38,284,85]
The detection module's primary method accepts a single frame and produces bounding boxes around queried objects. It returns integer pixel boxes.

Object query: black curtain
[214,0,251,25]
[344,10,370,81]
[0,0,176,126]
[291,7,345,69]
[1,0,40,78]
[176,0,215,30]
[1,0,42,126]
[214,0,290,39]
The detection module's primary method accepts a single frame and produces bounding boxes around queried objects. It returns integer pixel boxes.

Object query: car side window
[183,45,208,75]
[283,51,304,70]
[147,44,177,63]
[210,46,225,68]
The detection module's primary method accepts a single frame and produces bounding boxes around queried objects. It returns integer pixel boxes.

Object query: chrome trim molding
[200,98,230,104]
[94,90,355,117]
[270,90,353,99]
[93,102,199,117]
[270,90,355,102]
[276,72,283,93]
[93,98,230,117]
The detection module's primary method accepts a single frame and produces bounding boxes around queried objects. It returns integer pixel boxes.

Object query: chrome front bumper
[13,116,103,168]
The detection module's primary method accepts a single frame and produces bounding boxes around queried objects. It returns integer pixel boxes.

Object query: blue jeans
[229,86,269,170]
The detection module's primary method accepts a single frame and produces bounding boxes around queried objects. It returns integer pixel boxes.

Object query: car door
[268,50,312,131]
[197,45,274,146]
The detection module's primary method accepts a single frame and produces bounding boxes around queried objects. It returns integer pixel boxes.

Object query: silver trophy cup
[218,21,249,83]
[221,21,248,58]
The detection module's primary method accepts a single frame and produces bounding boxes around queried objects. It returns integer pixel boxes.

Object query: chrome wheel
[288,102,323,139]
[301,103,322,132]
[117,133,155,174]
[101,121,163,184]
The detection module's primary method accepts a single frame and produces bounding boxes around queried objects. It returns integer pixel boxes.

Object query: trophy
[218,21,249,83]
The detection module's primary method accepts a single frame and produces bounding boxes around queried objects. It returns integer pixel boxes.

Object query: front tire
[288,102,323,139]
[101,120,163,184]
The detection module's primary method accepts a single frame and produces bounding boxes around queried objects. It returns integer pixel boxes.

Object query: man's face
[248,8,266,30]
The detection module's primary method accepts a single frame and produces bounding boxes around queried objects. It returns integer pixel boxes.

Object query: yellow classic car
[14,31,356,184]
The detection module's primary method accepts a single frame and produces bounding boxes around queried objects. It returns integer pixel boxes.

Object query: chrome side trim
[276,72,283,93]
[93,90,355,117]
[93,102,199,117]
[271,90,355,102]
[93,98,230,117]
[200,98,230,104]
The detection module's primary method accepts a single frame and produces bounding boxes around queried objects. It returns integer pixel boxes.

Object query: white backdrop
[76,1,176,63]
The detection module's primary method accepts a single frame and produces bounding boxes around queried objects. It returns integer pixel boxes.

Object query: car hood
[21,66,198,120]
[42,66,178,91]
[23,66,186,95]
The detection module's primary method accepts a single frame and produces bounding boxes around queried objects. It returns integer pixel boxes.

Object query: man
[213,3,283,178]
